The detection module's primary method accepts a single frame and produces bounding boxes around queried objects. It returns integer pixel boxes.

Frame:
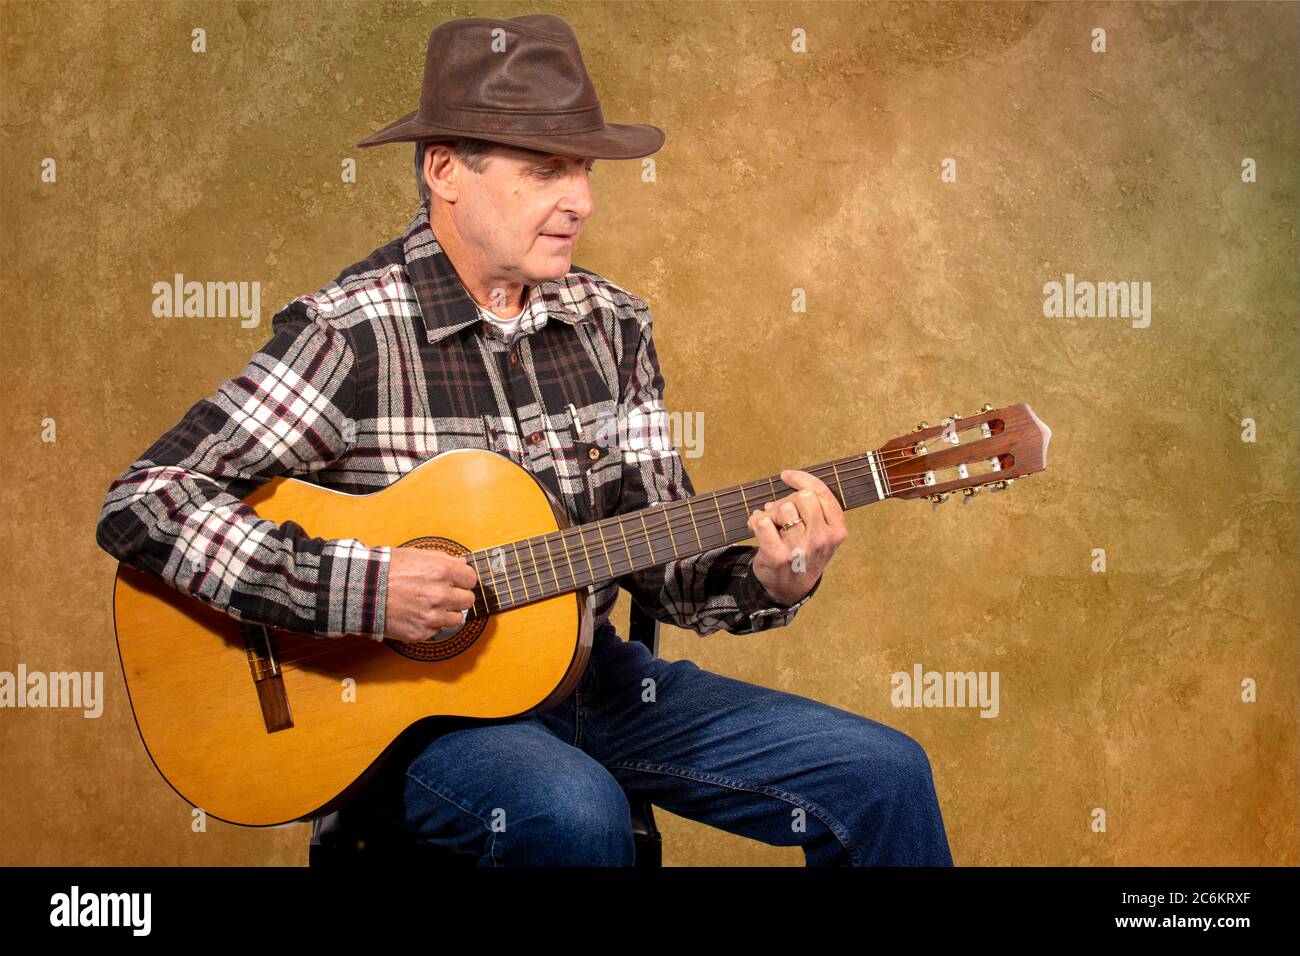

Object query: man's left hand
[747,469,849,605]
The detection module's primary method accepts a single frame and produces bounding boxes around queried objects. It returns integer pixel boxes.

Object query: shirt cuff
[736,550,823,630]
[313,540,391,640]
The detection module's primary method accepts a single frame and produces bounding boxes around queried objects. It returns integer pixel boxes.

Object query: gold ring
[780,517,803,532]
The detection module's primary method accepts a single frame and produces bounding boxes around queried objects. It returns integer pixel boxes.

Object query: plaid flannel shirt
[95,205,820,641]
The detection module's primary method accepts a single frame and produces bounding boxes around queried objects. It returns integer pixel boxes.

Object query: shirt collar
[400,204,589,345]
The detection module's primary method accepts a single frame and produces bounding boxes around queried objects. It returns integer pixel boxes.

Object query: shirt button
[529,431,543,445]
[509,352,518,365]
[587,447,601,461]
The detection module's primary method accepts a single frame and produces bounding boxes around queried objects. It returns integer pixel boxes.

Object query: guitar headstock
[878,403,1050,503]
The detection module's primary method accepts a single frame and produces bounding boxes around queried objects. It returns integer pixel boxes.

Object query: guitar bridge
[242,623,293,734]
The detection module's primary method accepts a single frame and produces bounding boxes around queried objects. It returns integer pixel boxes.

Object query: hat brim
[356,109,665,160]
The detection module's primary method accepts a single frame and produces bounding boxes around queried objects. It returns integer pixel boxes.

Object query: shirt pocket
[574,435,623,521]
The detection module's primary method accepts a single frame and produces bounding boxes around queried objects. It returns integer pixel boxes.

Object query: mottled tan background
[1,0,1296,866]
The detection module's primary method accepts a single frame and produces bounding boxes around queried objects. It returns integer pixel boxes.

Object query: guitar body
[112,449,592,827]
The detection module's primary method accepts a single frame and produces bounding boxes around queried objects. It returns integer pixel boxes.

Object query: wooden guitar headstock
[877,403,1051,503]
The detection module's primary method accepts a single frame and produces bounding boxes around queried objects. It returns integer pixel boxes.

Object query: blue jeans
[357,622,954,866]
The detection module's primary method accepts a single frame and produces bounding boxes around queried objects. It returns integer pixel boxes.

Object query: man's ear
[424,144,460,202]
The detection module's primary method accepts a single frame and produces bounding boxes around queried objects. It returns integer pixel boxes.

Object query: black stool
[309,603,663,867]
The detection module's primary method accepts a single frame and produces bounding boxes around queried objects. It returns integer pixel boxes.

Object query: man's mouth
[540,233,575,245]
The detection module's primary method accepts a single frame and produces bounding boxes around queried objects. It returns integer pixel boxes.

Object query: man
[96,13,953,866]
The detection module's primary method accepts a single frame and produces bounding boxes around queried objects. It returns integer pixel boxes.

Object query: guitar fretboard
[465,448,892,617]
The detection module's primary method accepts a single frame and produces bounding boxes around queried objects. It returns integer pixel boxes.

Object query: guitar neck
[467,448,890,613]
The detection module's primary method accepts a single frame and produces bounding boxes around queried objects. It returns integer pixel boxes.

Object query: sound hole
[385,535,487,663]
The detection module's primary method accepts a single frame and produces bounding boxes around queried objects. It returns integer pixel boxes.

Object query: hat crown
[355,13,663,159]
[417,14,605,138]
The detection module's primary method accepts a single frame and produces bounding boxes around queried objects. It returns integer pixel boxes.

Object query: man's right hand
[381,547,480,644]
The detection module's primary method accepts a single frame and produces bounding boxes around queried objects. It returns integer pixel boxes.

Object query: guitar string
[265,439,1013,666]
[266,452,900,666]
[266,473,885,671]
[460,437,996,611]
[268,443,1019,670]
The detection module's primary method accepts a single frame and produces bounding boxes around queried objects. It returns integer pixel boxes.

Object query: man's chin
[527,257,573,281]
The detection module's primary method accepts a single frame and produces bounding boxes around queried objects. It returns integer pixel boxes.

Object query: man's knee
[497,769,636,866]
[848,722,939,802]
[833,721,951,864]
[803,719,942,830]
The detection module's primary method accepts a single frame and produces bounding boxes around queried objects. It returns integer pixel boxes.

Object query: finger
[763,499,809,545]
[762,499,784,519]
[786,488,829,535]
[792,469,847,529]
[429,606,467,631]
[749,509,789,561]
[444,585,478,611]
[423,606,465,629]
[774,496,816,535]
[449,558,479,587]
[781,468,846,535]
[771,482,826,536]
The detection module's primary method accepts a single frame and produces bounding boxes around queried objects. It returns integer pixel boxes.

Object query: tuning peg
[979,403,993,414]
[950,412,963,422]
[962,486,980,497]
[912,420,929,432]
[993,478,1015,491]
[926,492,950,504]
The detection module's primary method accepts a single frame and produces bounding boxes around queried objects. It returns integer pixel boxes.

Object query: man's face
[443,144,596,286]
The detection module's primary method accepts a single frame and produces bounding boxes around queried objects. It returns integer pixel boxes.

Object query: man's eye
[535,165,593,178]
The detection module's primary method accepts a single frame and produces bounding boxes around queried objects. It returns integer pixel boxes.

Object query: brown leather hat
[356,13,665,160]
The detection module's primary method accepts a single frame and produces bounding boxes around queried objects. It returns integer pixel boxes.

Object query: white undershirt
[475,290,528,336]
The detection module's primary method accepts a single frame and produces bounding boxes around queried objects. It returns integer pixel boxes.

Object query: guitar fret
[662,502,679,560]
[576,525,597,589]
[469,552,490,615]
[509,541,529,603]
[487,451,888,610]
[686,498,703,550]
[540,537,561,593]
[489,547,512,608]
[558,532,579,597]
[613,515,633,577]
[829,461,846,508]
[520,541,533,598]
[525,537,547,597]
[593,522,615,577]
[638,512,656,567]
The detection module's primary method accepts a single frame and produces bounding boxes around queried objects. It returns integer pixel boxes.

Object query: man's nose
[560,175,595,220]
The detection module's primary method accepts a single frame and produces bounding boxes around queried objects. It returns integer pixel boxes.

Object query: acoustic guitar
[112,402,1050,826]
